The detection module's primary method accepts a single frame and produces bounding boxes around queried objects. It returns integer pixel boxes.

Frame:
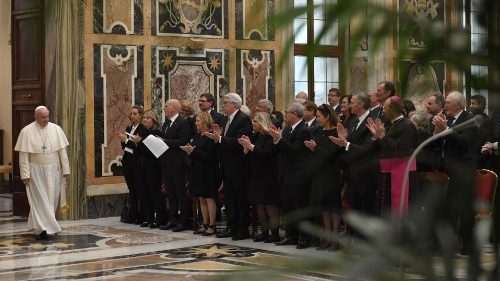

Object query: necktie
[447,117,455,127]
[164,119,172,134]
[224,118,231,136]
[351,118,360,134]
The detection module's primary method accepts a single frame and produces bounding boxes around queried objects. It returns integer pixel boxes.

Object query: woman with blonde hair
[238,112,280,243]
[133,109,167,228]
[180,111,219,236]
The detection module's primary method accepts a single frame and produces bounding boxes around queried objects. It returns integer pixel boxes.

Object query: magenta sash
[379,157,416,215]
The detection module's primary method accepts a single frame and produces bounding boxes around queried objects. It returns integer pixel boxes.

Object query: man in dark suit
[199,93,224,126]
[159,99,193,232]
[119,105,145,224]
[269,102,313,249]
[206,93,253,240]
[331,93,379,216]
[303,101,319,130]
[369,81,397,120]
[328,88,342,115]
[433,91,478,255]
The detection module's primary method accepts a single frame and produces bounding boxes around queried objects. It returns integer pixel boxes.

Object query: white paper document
[143,135,169,158]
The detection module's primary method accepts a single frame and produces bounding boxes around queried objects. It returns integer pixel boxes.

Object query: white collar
[227,109,238,121]
[307,117,316,126]
[169,113,179,123]
[453,110,464,120]
[291,119,302,131]
[357,110,370,124]
[391,115,404,123]
[370,104,381,111]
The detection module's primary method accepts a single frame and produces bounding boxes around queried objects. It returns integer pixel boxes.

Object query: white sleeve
[58,148,70,175]
[19,152,30,180]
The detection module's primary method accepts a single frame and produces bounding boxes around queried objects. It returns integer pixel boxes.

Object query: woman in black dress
[238,112,280,243]
[340,95,355,129]
[180,111,218,236]
[132,110,166,228]
[304,104,342,250]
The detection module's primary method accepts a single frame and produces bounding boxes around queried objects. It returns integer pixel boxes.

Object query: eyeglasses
[198,99,208,102]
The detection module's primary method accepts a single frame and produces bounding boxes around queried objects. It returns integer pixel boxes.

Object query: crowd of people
[119,82,500,253]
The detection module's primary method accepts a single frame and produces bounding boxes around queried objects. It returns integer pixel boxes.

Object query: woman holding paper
[180,112,219,236]
[134,110,167,228]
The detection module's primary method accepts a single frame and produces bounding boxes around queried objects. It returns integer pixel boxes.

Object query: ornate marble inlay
[155,0,227,38]
[399,0,443,48]
[152,47,228,121]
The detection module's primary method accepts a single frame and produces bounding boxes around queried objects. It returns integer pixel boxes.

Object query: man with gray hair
[14,106,70,240]
[432,90,477,255]
[269,101,313,249]
[206,93,253,240]
[256,99,282,128]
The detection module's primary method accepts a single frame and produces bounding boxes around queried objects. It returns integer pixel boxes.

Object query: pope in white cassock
[14,106,70,240]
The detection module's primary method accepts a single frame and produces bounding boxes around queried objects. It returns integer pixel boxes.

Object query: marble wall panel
[399,0,444,49]
[350,56,368,95]
[235,0,275,41]
[94,44,144,177]
[236,49,275,112]
[94,0,143,34]
[87,194,128,218]
[152,47,228,121]
[153,0,228,38]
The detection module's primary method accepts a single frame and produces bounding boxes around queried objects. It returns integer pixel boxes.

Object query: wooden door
[11,0,45,217]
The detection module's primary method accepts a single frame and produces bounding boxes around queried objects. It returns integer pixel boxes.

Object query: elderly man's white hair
[224,93,242,108]
[34,105,49,116]
[447,91,466,108]
[286,102,305,118]
[258,99,273,112]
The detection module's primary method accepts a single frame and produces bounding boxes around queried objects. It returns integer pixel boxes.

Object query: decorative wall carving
[399,0,444,49]
[152,47,228,121]
[94,45,144,177]
[94,0,144,35]
[400,61,445,111]
[236,49,275,112]
[154,0,228,38]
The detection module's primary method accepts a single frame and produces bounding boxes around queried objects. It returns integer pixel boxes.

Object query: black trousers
[140,164,167,225]
[282,181,311,241]
[123,158,140,222]
[165,166,189,225]
[224,179,249,234]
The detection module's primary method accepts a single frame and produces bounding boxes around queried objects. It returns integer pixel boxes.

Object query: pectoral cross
[42,145,47,153]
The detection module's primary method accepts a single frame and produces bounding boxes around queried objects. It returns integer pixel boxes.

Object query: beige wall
[0,0,12,167]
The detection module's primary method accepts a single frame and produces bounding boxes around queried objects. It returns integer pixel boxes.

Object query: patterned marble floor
[0,195,495,280]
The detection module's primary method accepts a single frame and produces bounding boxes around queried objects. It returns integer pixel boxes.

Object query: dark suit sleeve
[378,122,418,154]
[277,128,312,154]
[444,126,477,150]
[221,116,253,147]
[163,120,192,148]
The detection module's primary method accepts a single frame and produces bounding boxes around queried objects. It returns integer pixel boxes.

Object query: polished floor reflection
[0,194,495,281]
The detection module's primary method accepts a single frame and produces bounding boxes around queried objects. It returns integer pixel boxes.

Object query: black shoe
[35,230,48,240]
[149,223,158,229]
[172,224,190,232]
[140,222,149,227]
[232,232,250,241]
[275,237,297,246]
[216,228,235,238]
[253,233,268,242]
[159,222,176,230]
[202,225,217,236]
[296,239,311,249]
[133,219,142,225]
[194,225,208,234]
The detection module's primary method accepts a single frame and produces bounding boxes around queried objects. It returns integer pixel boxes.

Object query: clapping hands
[268,125,282,142]
[180,143,195,155]
[432,112,447,133]
[237,135,254,153]
[366,117,385,139]
[205,124,222,142]
[329,123,348,147]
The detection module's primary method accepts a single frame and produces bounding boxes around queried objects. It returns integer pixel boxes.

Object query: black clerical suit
[161,116,193,228]
[121,123,145,223]
[219,109,253,237]
[276,120,313,243]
